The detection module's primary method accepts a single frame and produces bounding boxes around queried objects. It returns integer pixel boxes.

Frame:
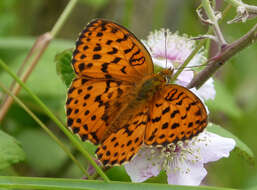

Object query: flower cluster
[125,29,235,186]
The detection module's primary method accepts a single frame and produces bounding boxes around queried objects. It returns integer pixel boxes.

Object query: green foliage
[55,49,75,88]
[0,130,25,170]
[16,129,68,174]
[206,80,242,118]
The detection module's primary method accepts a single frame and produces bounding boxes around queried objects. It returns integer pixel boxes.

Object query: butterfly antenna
[164,30,168,69]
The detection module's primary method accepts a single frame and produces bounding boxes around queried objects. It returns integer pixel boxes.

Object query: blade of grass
[0,176,237,190]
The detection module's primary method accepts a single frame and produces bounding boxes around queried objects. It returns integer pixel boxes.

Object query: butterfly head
[158,68,174,82]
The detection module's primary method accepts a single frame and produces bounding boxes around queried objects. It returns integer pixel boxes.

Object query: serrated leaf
[0,130,26,170]
[207,123,254,165]
[55,49,75,88]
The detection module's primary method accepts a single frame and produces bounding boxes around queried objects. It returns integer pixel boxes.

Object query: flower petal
[124,147,162,183]
[197,78,216,100]
[176,70,194,86]
[166,157,207,185]
[190,131,236,163]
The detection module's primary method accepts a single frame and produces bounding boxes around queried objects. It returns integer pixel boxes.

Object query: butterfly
[66,19,208,166]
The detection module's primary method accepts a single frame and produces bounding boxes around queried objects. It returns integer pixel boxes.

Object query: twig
[202,0,227,46]
[187,23,257,89]
[225,0,257,14]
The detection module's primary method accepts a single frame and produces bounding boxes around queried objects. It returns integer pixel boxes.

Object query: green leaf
[55,49,75,88]
[0,176,237,190]
[0,130,26,170]
[207,123,254,165]
[16,129,68,174]
[206,80,242,118]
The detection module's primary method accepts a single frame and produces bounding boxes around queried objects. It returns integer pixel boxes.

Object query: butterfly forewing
[66,78,132,144]
[72,19,154,82]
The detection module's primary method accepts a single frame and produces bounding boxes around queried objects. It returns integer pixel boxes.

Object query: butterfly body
[100,72,166,141]
[66,19,208,166]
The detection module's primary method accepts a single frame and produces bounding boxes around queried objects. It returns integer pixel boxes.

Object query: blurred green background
[0,0,257,188]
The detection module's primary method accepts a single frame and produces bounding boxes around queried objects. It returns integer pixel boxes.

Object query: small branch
[225,0,257,14]
[187,23,257,89]
[202,0,227,46]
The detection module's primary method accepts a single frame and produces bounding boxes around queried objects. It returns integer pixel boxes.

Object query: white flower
[144,29,215,101]
[124,30,233,186]
[125,131,235,186]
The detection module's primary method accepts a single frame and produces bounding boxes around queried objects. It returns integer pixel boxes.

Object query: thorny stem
[187,23,257,89]
[201,0,227,46]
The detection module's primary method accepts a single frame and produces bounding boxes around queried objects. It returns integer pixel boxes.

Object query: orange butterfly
[66,19,208,166]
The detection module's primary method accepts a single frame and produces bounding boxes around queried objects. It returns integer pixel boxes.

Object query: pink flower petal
[124,147,162,183]
[166,157,207,185]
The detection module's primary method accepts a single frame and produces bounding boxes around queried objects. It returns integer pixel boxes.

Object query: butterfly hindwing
[145,84,208,146]
[95,105,149,166]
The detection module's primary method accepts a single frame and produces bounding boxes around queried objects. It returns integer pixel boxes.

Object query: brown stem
[0,33,52,122]
[187,23,257,89]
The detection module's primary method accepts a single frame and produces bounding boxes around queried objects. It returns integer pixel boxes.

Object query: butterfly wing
[66,78,132,144]
[72,19,154,82]
[95,105,149,166]
[145,84,208,146]
[67,19,155,144]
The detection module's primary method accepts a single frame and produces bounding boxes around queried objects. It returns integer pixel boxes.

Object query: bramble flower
[125,131,235,185]
[144,29,215,101]
[124,29,235,186]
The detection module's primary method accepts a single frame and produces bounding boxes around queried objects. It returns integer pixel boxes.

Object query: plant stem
[50,0,78,37]
[122,0,134,28]
[224,0,257,14]
[0,33,52,122]
[172,39,206,81]
[0,81,90,178]
[187,23,257,89]
[0,60,110,182]
[202,0,227,46]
